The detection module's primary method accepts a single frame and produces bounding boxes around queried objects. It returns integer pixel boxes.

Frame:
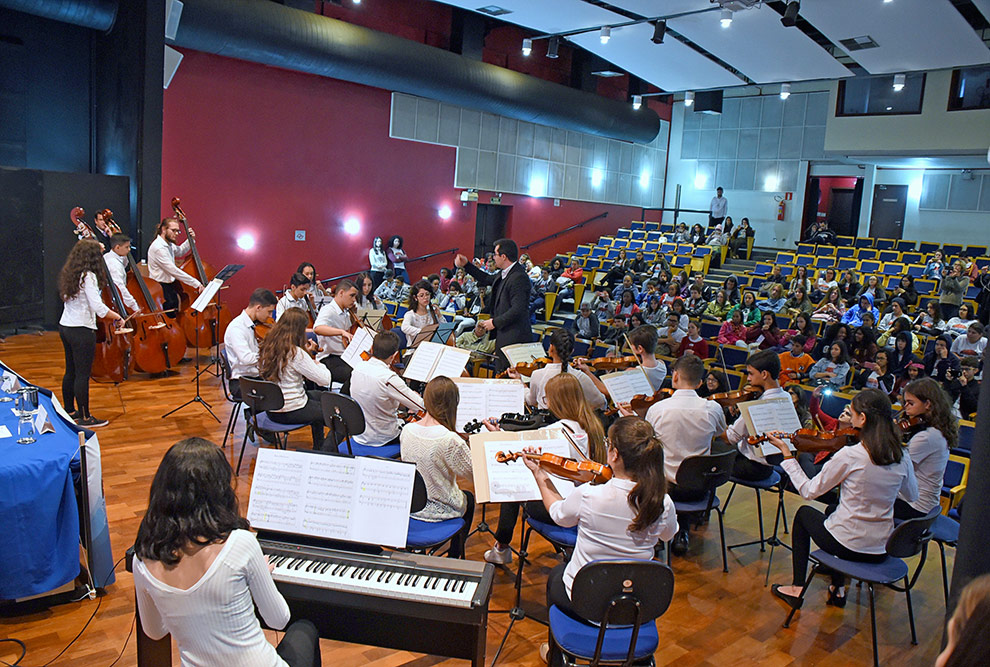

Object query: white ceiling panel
[607,0,710,16]
[431,0,624,35]
[569,22,746,92]
[669,5,852,83]
[800,0,989,74]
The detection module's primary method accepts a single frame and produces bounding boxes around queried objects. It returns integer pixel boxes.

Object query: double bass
[170,197,233,348]
[68,208,134,383]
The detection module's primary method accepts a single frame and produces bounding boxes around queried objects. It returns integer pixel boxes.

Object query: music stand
[195,264,243,381]
[431,322,457,345]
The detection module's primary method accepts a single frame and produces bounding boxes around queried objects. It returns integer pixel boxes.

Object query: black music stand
[195,263,243,381]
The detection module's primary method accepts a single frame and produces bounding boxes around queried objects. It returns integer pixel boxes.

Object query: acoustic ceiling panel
[430,0,624,35]
[975,0,990,25]
[799,0,989,74]
[569,22,746,92]
[669,5,853,84]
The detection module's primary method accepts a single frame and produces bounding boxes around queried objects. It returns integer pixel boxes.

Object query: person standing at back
[709,186,728,228]
[147,217,203,319]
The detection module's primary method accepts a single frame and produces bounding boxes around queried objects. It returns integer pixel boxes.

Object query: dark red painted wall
[161,51,660,308]
[817,177,859,221]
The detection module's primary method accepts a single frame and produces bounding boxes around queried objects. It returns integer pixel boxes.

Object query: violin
[494,450,612,485]
[897,413,926,440]
[577,356,639,372]
[708,388,760,408]
[747,427,860,454]
[496,358,551,378]
[253,317,275,341]
[605,388,673,417]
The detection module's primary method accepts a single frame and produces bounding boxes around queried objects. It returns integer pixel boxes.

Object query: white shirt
[314,299,351,359]
[642,362,667,392]
[899,426,949,514]
[646,389,727,483]
[224,310,260,380]
[59,272,110,329]
[527,365,607,411]
[103,251,140,312]
[400,422,472,521]
[781,444,918,554]
[275,293,309,321]
[709,195,728,218]
[271,348,333,413]
[401,310,435,341]
[550,479,678,596]
[658,324,686,346]
[951,335,986,357]
[556,419,591,459]
[727,387,788,462]
[349,358,423,445]
[133,530,290,667]
[147,236,201,288]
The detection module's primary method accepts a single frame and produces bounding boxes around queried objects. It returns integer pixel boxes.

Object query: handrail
[521,212,608,250]
[319,247,458,285]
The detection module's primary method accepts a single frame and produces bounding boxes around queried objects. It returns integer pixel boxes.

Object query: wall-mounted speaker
[165,0,183,40]
[164,45,183,89]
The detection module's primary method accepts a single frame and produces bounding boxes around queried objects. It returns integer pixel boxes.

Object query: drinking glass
[17,414,36,444]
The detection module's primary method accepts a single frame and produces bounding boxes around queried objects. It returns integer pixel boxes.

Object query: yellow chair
[940,454,969,515]
[544,291,557,320]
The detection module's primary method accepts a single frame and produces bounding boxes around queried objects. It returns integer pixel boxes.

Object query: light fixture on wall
[720,9,733,28]
[892,74,906,92]
[547,36,560,59]
[632,95,643,110]
[522,38,532,56]
[600,26,611,44]
[236,233,255,250]
[651,20,666,44]
[438,205,452,220]
[684,91,695,107]
[343,216,361,235]
[779,83,791,100]
[780,1,800,28]
[591,168,604,188]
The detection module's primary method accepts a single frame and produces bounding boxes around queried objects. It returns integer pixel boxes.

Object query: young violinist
[58,239,125,428]
[147,217,203,319]
[260,308,332,449]
[354,271,384,311]
[104,233,141,314]
[400,280,439,341]
[642,354,726,556]
[276,272,313,321]
[296,262,327,296]
[577,325,667,400]
[509,328,606,411]
[520,415,677,660]
[349,331,424,448]
[313,279,358,393]
[766,389,918,610]
[224,288,278,398]
[894,377,956,520]
[133,438,321,667]
[399,376,474,558]
[723,350,788,483]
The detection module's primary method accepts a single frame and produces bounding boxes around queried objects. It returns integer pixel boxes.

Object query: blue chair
[723,469,790,584]
[668,451,736,572]
[783,509,938,667]
[717,344,749,369]
[403,471,467,557]
[236,377,312,475]
[513,508,578,616]
[547,560,673,667]
[320,392,400,459]
[930,514,959,606]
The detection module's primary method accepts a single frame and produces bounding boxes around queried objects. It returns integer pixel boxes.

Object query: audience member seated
[924,335,962,391]
[808,340,851,388]
[840,294,878,328]
[946,304,978,338]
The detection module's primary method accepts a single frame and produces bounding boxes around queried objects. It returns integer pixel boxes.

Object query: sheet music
[452,378,525,431]
[599,369,654,405]
[740,398,803,457]
[190,278,223,312]
[501,342,550,368]
[247,448,415,548]
[430,345,471,380]
[340,326,375,367]
[480,438,575,502]
[403,341,470,382]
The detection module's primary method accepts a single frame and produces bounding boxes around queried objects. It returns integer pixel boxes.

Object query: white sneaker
[484,544,513,565]
[539,642,550,664]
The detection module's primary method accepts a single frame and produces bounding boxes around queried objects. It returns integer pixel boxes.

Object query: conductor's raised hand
[454,254,468,268]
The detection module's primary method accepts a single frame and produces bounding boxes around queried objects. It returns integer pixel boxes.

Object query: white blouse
[401,309,436,340]
[400,422,473,521]
[527,364,607,411]
[59,272,110,329]
[271,348,333,412]
[899,426,949,514]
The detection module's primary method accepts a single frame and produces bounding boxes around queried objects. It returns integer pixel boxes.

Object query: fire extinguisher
[777,199,786,221]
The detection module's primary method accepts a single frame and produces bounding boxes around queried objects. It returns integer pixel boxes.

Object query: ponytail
[549,328,574,374]
[609,417,667,533]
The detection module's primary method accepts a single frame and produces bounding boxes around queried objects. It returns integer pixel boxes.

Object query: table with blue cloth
[0,361,115,600]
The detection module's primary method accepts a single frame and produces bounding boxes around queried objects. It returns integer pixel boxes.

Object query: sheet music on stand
[341,326,375,367]
[355,308,387,331]
[409,324,439,349]
[403,341,471,382]
[190,264,243,313]
[599,368,653,405]
[451,377,525,431]
[738,397,803,457]
[246,448,416,548]
[469,427,575,503]
[501,342,550,368]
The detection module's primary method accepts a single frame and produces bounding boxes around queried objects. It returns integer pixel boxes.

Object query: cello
[68,208,134,383]
[170,197,234,348]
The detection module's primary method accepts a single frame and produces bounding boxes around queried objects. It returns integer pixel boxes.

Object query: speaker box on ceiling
[694,90,723,115]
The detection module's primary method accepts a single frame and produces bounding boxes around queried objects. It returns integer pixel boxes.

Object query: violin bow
[559,423,593,463]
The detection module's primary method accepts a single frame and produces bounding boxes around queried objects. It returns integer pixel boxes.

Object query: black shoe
[257,428,278,445]
[77,415,109,428]
[826,586,847,608]
[671,530,689,556]
[67,410,81,420]
[771,584,804,610]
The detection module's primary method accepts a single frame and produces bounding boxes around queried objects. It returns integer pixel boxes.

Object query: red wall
[816,177,858,221]
[161,51,658,308]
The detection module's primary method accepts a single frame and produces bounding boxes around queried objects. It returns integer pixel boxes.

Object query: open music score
[469,428,575,503]
[247,449,416,548]
[599,368,653,406]
[739,397,803,457]
[403,341,471,382]
[451,378,525,432]
[501,342,550,368]
[341,326,374,367]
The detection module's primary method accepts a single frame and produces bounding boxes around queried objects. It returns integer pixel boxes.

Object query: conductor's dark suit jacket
[462,261,533,353]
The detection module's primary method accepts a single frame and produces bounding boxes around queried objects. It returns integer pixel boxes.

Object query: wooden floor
[0,332,947,666]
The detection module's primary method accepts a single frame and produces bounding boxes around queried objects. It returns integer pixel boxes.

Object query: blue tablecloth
[0,362,115,599]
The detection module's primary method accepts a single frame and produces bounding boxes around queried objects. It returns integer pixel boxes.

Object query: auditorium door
[475,203,509,259]
[869,184,907,239]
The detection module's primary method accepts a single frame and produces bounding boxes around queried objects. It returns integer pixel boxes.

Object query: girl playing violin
[894,377,956,520]
[766,389,918,610]
[508,328,606,411]
[520,416,677,661]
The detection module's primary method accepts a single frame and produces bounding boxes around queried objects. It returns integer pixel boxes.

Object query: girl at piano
[133,438,321,667]
[400,376,475,558]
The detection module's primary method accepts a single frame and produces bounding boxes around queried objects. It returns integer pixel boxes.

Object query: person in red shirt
[678,320,710,358]
[718,309,748,346]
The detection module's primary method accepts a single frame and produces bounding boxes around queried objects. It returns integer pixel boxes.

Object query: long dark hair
[609,417,667,533]
[424,376,459,432]
[549,328,574,373]
[59,239,106,301]
[407,279,434,312]
[258,308,308,381]
[903,378,958,449]
[134,438,249,566]
[850,389,902,466]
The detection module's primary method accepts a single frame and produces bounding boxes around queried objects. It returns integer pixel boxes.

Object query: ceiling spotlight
[522,38,532,56]
[651,20,666,44]
[632,95,643,110]
[720,9,733,28]
[780,1,800,28]
[780,83,791,100]
[600,26,611,44]
[892,73,906,92]
[547,36,559,59]
[684,91,695,107]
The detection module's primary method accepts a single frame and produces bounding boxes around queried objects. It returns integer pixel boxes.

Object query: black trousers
[228,378,241,400]
[320,354,352,394]
[494,500,555,545]
[275,619,322,667]
[160,280,181,319]
[369,271,385,290]
[448,491,476,559]
[790,505,886,588]
[940,302,960,322]
[893,498,928,521]
[59,325,95,416]
[267,390,325,448]
[732,453,776,482]
[546,562,579,620]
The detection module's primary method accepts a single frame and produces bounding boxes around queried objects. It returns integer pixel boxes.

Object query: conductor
[454,239,533,371]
